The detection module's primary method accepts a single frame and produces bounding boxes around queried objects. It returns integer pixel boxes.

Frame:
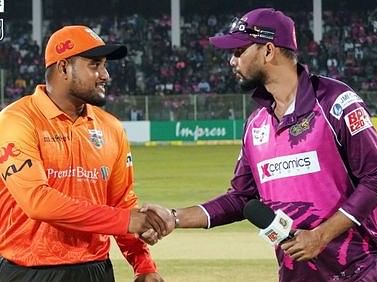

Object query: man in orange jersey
[0,26,170,282]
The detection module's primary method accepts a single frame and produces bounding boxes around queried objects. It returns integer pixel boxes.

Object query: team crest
[88,129,104,149]
[290,112,315,137]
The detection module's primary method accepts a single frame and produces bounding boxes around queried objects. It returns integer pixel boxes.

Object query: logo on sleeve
[344,107,372,136]
[88,129,104,149]
[252,124,270,145]
[0,143,20,163]
[2,159,33,180]
[330,91,363,120]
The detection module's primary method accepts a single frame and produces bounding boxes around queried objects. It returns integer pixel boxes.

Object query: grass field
[110,144,278,281]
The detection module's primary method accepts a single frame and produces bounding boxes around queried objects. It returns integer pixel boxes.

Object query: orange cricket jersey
[0,85,156,273]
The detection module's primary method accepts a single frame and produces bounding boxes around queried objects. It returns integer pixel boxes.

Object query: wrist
[171,208,180,228]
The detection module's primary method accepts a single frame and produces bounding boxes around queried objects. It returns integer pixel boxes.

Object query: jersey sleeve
[107,126,157,275]
[201,119,260,228]
[326,92,377,223]
[0,112,130,236]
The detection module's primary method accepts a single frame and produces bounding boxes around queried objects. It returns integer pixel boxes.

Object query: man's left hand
[280,229,327,261]
[134,272,164,282]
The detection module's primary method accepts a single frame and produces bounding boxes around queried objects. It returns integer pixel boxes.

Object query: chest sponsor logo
[344,107,372,136]
[330,91,363,120]
[100,166,110,180]
[289,112,315,137]
[257,151,320,183]
[43,135,70,143]
[88,129,104,149]
[252,124,270,145]
[47,167,99,181]
[2,159,32,180]
[0,143,20,163]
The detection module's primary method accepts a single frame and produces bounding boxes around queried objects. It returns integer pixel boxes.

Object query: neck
[264,64,298,119]
[46,86,85,121]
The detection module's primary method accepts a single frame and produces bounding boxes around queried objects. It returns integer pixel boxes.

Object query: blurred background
[1,0,377,130]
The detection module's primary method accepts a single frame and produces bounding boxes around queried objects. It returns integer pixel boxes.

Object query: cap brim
[79,44,127,60]
[209,33,254,49]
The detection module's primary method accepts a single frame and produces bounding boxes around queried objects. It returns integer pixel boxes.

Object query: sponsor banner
[122,121,150,143]
[257,151,321,183]
[150,120,244,141]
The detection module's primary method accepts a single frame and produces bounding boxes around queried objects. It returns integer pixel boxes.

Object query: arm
[107,128,159,277]
[142,135,260,231]
[0,114,136,236]
[199,141,260,228]
[283,91,377,260]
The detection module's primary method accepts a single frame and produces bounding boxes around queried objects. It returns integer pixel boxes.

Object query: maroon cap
[209,8,297,51]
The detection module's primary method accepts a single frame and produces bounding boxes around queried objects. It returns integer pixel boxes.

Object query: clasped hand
[128,204,176,245]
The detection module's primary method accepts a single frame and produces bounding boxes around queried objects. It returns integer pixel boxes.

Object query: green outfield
[110,145,278,281]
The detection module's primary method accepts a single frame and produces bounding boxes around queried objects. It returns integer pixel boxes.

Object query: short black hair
[45,66,54,83]
[44,56,79,82]
[279,48,297,61]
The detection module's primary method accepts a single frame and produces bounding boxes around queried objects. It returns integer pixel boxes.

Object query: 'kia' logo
[55,40,74,54]
[0,143,20,164]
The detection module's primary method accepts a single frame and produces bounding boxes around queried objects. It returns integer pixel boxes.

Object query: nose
[99,66,110,82]
[229,55,238,67]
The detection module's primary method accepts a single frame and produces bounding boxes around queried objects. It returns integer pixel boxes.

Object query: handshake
[128,204,177,245]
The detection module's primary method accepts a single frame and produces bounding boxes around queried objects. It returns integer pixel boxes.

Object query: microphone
[243,199,295,246]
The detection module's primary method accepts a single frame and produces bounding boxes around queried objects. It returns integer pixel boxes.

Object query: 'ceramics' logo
[257,151,321,183]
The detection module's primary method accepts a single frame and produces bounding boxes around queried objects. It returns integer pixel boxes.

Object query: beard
[69,88,107,107]
[69,74,107,107]
[238,69,267,92]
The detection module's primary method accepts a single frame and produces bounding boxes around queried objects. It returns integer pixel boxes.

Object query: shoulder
[246,107,268,125]
[0,97,38,146]
[0,96,35,128]
[311,75,365,120]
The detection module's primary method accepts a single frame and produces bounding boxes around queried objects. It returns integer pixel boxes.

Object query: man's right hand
[128,208,169,238]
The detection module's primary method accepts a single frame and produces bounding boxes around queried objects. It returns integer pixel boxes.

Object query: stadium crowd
[1,10,377,104]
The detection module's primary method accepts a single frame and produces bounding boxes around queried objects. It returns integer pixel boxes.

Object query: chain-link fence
[104,91,377,121]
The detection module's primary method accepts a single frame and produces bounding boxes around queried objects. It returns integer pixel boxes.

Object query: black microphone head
[243,199,276,229]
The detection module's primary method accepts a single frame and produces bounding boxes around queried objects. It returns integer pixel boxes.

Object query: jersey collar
[32,85,95,120]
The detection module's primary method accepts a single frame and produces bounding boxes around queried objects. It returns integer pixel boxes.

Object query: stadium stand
[1,8,377,116]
